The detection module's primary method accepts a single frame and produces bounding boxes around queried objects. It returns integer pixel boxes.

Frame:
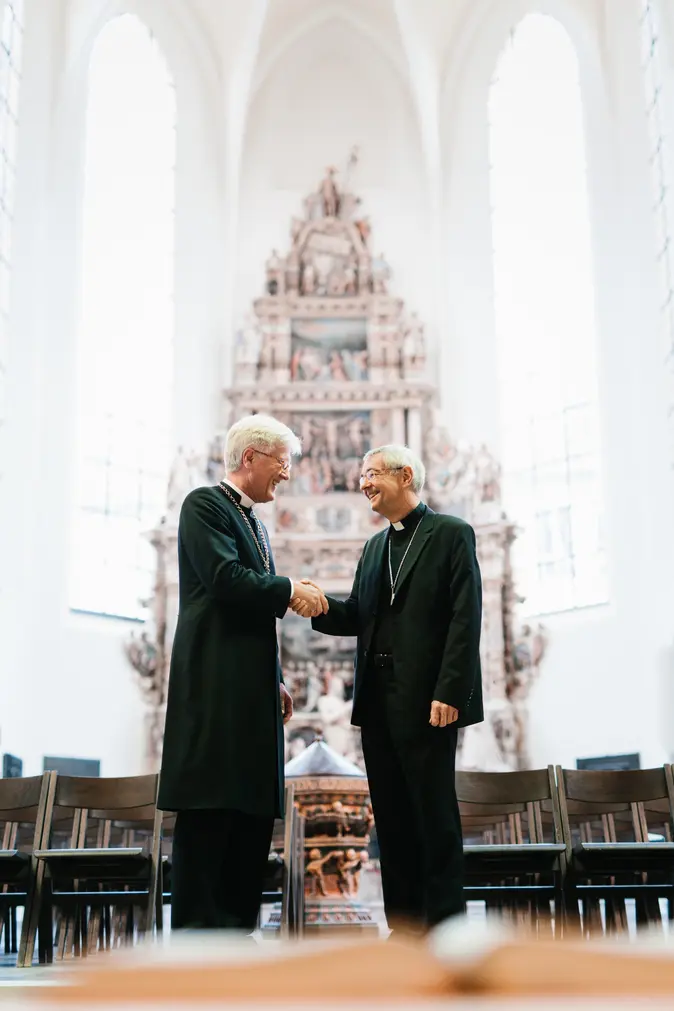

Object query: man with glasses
[158,414,328,933]
[296,444,483,935]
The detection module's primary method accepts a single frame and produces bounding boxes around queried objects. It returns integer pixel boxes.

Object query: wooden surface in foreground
[32,933,674,1003]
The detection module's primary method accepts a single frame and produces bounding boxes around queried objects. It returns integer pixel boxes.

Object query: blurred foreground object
[35,918,674,1003]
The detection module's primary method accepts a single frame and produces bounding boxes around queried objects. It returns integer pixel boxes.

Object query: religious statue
[372,253,390,294]
[317,671,354,759]
[124,630,159,702]
[509,623,546,702]
[355,216,371,248]
[473,443,502,505]
[234,314,262,372]
[166,447,206,525]
[265,249,283,295]
[301,261,316,295]
[305,849,333,897]
[334,848,368,897]
[403,312,425,361]
[303,662,323,713]
[320,166,340,218]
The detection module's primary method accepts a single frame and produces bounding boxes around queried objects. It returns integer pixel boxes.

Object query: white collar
[222,478,255,510]
[391,520,404,531]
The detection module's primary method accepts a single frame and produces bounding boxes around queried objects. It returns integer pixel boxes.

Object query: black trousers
[170,809,275,932]
[360,670,465,931]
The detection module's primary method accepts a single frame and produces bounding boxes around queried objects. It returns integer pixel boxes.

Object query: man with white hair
[300,444,483,935]
[158,414,327,933]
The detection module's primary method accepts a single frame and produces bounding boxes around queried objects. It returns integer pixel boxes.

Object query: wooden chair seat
[34,847,149,882]
[0,849,30,882]
[465,843,566,873]
[572,841,674,874]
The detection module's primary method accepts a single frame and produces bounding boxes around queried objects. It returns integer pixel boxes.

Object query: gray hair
[225,414,302,471]
[363,444,426,494]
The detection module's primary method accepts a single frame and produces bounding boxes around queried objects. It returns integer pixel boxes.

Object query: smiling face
[240,443,292,503]
[359,452,414,520]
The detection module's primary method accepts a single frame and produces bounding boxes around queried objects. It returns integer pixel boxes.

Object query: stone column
[391,407,405,445]
[407,406,422,456]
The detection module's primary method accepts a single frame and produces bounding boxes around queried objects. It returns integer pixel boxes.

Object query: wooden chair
[0,773,53,967]
[280,784,305,938]
[457,768,567,935]
[556,765,674,935]
[34,773,162,960]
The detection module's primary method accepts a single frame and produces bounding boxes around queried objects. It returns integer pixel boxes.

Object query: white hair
[225,414,302,471]
[363,444,426,494]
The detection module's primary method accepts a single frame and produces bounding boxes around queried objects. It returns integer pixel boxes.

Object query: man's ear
[242,447,255,468]
[402,465,414,487]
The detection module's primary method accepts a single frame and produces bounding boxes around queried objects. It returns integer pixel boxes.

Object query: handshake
[290,579,329,619]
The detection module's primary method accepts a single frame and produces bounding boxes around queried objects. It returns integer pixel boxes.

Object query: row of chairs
[456,765,674,936]
[0,772,305,966]
[3,764,673,962]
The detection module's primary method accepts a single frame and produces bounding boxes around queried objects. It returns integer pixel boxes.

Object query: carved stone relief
[127,154,546,773]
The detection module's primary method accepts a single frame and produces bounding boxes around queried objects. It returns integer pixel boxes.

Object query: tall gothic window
[0,1,23,476]
[641,1,674,453]
[489,13,607,615]
[70,15,175,620]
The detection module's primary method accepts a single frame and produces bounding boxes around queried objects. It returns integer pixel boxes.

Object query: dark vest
[371,502,427,656]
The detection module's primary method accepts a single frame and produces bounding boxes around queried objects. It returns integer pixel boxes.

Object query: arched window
[641,2,674,450]
[489,13,607,615]
[70,14,175,620]
[0,0,24,467]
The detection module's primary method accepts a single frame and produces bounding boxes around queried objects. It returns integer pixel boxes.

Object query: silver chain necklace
[219,482,270,573]
[388,521,422,605]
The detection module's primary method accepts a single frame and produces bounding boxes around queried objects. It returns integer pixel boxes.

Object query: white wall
[1,0,673,776]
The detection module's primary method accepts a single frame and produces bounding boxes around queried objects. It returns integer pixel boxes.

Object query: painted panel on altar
[281,605,356,709]
[290,318,368,382]
[287,410,371,494]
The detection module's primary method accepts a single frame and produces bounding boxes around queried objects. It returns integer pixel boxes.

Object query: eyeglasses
[254,450,292,474]
[359,466,403,486]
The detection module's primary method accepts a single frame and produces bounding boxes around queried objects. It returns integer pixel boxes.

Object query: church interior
[2,0,674,1002]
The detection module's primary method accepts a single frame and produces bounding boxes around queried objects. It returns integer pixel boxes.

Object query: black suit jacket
[312,507,484,731]
[158,486,291,818]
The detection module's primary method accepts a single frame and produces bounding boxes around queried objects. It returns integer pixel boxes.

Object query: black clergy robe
[312,505,483,930]
[158,484,291,930]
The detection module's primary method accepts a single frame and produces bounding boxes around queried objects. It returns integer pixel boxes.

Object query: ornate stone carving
[130,156,547,774]
[279,738,377,934]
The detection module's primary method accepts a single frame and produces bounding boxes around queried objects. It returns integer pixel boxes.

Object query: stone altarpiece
[126,166,546,775]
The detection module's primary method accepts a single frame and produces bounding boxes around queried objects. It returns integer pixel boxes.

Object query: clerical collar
[390,501,426,532]
[222,478,255,510]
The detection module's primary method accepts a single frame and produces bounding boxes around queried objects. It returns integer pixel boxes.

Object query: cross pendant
[390,591,395,606]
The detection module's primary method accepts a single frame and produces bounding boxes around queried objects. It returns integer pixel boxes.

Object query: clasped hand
[290,578,328,619]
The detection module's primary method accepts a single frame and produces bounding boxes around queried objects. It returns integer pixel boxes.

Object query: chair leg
[18,868,47,968]
[88,908,103,954]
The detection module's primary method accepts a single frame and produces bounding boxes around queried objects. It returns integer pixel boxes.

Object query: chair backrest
[556,766,674,845]
[0,774,52,853]
[456,768,563,845]
[45,774,160,851]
